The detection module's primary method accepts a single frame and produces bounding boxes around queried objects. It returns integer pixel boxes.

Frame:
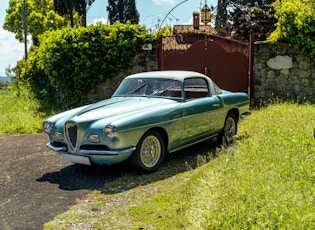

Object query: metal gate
[158,34,254,98]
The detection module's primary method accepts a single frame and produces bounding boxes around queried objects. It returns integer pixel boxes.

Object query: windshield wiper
[126,79,152,95]
[132,82,147,94]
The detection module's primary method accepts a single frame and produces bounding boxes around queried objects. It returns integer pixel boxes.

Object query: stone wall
[253,42,315,104]
[86,41,314,105]
[86,43,158,103]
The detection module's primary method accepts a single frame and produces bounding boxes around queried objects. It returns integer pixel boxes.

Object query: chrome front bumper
[46,142,136,165]
[46,142,135,156]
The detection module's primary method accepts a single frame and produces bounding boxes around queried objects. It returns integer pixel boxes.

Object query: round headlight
[43,121,52,135]
[104,125,117,140]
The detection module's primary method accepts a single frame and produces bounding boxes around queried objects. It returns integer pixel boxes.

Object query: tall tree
[4,0,67,46]
[215,0,276,41]
[54,0,75,27]
[107,0,139,24]
[215,0,228,31]
[54,0,95,27]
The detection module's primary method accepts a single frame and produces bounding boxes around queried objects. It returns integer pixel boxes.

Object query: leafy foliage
[151,26,172,38]
[215,0,229,31]
[4,0,68,46]
[269,0,315,63]
[21,23,153,110]
[215,0,276,42]
[107,0,139,24]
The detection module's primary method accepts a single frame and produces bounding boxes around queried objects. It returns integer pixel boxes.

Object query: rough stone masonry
[253,42,315,104]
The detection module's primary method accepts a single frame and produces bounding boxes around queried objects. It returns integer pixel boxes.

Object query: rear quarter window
[184,78,209,99]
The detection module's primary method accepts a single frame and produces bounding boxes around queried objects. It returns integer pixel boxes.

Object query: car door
[179,77,224,146]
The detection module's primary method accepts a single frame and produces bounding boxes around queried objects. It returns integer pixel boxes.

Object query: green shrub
[269,0,315,63]
[22,23,154,109]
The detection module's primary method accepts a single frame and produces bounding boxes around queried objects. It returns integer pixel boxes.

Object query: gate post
[158,36,164,71]
[204,34,208,75]
[248,31,255,103]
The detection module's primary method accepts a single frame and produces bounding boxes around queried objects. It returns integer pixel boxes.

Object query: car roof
[125,70,207,81]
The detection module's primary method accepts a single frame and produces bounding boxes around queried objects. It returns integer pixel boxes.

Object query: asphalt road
[0,134,122,230]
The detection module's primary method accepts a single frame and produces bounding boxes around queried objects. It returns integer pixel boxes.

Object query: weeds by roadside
[0,85,47,133]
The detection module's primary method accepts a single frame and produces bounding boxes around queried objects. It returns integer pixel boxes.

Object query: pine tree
[107,0,139,24]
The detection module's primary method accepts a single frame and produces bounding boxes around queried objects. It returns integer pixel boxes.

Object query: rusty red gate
[158,34,254,98]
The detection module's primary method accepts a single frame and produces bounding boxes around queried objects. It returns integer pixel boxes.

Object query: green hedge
[269,0,315,64]
[22,23,154,110]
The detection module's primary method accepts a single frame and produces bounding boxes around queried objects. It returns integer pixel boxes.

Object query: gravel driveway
[0,134,121,230]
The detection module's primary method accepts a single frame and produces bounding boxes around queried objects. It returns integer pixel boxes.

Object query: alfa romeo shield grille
[65,122,78,152]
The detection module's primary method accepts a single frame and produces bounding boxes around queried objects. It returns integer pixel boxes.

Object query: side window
[184,78,209,99]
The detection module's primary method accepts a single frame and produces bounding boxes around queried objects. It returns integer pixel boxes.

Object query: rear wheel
[218,113,237,145]
[130,130,165,173]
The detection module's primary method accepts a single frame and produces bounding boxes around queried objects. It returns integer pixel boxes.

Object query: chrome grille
[65,122,78,152]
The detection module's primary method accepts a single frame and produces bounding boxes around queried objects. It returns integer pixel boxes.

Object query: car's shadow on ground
[36,137,240,192]
[99,138,225,194]
[36,163,129,190]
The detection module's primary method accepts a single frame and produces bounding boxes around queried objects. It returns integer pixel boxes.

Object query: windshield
[113,78,183,98]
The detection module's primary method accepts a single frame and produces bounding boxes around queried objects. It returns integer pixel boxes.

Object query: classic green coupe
[43,71,250,173]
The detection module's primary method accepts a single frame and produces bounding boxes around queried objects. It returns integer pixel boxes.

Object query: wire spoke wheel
[140,135,161,168]
[224,116,236,143]
[218,113,237,145]
[131,130,165,173]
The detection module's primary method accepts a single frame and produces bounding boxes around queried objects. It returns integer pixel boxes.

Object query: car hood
[73,97,176,121]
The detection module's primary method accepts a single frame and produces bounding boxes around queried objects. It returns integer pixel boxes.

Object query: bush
[22,23,154,109]
[269,0,315,63]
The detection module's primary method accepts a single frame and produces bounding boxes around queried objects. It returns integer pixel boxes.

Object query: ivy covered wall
[86,42,158,103]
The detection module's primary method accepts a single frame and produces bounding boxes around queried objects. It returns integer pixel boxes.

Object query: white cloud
[92,17,109,25]
[0,27,24,74]
[153,0,175,5]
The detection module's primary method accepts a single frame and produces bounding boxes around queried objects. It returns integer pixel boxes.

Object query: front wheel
[218,113,237,145]
[130,130,165,173]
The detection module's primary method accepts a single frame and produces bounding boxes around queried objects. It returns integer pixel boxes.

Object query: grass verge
[186,103,315,229]
[0,85,47,133]
[43,102,315,229]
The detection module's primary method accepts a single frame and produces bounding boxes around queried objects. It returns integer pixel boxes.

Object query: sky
[0,0,217,76]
